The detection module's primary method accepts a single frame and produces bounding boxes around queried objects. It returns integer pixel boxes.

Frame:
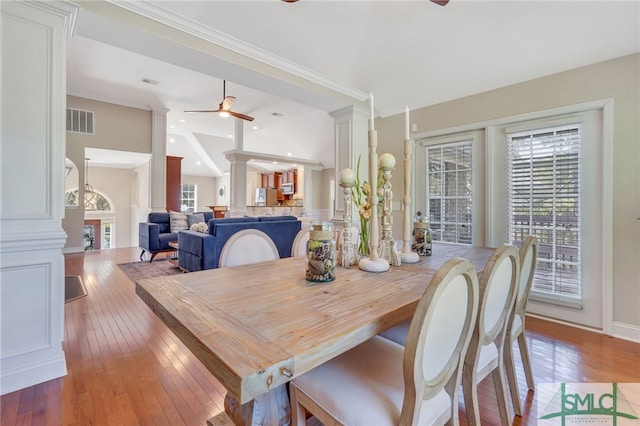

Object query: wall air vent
[66,108,94,134]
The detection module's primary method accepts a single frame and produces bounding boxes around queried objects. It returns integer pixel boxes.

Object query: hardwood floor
[1,247,639,425]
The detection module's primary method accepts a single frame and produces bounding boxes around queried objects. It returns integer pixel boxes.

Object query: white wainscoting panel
[0,0,77,395]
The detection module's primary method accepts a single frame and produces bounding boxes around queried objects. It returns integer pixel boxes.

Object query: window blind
[507,124,582,298]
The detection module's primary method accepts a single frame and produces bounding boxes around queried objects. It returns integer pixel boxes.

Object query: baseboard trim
[0,351,67,396]
[612,321,640,343]
[527,313,640,344]
[62,246,84,254]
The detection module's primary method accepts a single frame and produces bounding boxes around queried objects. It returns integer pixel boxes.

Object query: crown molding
[105,1,369,102]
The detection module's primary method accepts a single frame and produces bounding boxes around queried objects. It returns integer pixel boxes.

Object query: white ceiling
[67,0,640,177]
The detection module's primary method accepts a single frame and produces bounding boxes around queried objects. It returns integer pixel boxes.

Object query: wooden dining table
[135,242,495,425]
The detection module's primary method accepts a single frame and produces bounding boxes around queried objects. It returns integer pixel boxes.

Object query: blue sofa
[139,211,213,262]
[178,216,302,272]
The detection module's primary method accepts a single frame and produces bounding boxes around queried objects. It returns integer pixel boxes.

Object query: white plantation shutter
[507,123,582,299]
[427,142,473,244]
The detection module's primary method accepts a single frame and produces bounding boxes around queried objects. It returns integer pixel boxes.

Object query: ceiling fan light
[219,111,230,118]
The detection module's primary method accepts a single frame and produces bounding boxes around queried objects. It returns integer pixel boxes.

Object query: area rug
[65,275,87,303]
[118,258,183,283]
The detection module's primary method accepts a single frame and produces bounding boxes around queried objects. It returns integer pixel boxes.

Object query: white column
[1,0,78,395]
[226,119,248,213]
[226,152,248,213]
[329,105,369,224]
[150,108,169,212]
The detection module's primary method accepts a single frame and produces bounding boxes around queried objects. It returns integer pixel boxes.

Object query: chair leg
[289,384,306,426]
[492,365,513,426]
[505,335,523,416]
[517,332,535,391]
[462,371,481,426]
[149,252,158,263]
[139,249,146,261]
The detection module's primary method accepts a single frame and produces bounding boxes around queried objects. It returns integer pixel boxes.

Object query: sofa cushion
[187,213,205,227]
[257,215,298,222]
[158,232,179,250]
[147,212,171,233]
[170,211,189,232]
[208,216,258,235]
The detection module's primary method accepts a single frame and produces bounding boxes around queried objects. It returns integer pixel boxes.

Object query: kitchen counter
[246,205,304,217]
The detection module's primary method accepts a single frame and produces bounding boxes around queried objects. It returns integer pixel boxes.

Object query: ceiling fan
[184,80,254,121]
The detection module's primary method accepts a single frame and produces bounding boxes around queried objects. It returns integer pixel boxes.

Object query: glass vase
[306,222,336,282]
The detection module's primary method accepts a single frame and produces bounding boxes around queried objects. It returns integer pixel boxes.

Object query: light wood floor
[1,247,639,425]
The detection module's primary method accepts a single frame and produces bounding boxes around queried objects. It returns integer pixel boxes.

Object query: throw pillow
[187,213,205,227]
[169,211,189,232]
[190,222,208,233]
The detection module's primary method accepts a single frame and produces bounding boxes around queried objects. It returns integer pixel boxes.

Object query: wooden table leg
[223,385,290,425]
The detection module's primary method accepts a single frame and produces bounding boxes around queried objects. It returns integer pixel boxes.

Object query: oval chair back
[506,235,538,415]
[463,244,520,426]
[291,228,310,258]
[219,229,279,268]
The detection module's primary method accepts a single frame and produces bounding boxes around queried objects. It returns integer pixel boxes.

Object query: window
[181,183,197,212]
[507,123,581,298]
[65,190,111,211]
[427,142,473,244]
[102,221,114,249]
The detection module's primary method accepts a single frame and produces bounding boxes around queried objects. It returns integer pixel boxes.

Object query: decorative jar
[306,222,336,282]
[412,212,432,256]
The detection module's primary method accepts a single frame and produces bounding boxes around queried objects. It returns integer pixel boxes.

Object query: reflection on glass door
[83,220,101,251]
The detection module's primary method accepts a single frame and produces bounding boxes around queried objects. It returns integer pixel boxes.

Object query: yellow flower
[350,155,385,256]
[362,181,371,196]
[359,203,371,220]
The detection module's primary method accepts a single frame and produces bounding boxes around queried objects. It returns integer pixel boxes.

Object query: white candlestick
[405,106,410,141]
[369,92,374,131]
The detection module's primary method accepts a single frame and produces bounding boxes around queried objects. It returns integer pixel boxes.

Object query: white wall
[181,174,217,211]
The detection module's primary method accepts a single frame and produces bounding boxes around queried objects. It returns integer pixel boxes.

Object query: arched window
[64,190,112,211]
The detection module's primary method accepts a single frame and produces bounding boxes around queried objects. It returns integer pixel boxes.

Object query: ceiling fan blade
[430,0,449,5]
[184,80,253,120]
[228,111,255,122]
[221,96,236,111]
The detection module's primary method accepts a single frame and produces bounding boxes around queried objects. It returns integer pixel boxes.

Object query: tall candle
[405,106,410,140]
[369,92,374,131]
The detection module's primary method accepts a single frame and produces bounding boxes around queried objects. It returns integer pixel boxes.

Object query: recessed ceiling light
[272,161,278,165]
[141,77,159,85]
[179,119,186,123]
[169,125,175,129]
[196,161,201,165]
[228,134,233,138]
[252,126,259,130]
[271,112,284,117]
[169,138,175,143]
[287,152,292,157]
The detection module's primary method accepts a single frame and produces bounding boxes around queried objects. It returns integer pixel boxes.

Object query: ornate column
[378,153,401,266]
[337,168,358,267]
[359,94,389,273]
[1,0,77,395]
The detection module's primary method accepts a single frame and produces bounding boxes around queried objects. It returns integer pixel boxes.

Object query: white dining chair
[505,235,537,416]
[218,229,279,267]
[462,244,519,426]
[291,227,310,257]
[289,257,480,426]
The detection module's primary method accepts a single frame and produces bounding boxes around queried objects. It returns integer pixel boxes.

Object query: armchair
[138,211,212,262]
